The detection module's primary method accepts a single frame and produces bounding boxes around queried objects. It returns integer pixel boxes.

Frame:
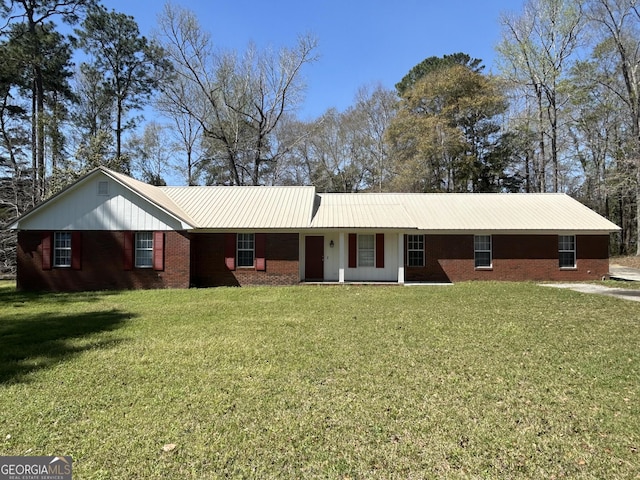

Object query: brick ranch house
[8,167,620,291]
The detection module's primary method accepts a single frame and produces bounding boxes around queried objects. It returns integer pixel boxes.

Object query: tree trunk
[525,150,531,193]
[36,68,45,199]
[116,97,123,172]
[226,148,241,185]
[31,80,37,205]
[536,86,546,192]
[636,153,640,256]
[548,94,558,193]
[26,6,45,203]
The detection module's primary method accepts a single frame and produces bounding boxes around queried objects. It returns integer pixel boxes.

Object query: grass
[0,280,639,479]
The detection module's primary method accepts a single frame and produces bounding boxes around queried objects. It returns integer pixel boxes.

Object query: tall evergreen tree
[395,53,484,97]
[76,5,171,173]
[387,62,514,193]
[0,0,93,203]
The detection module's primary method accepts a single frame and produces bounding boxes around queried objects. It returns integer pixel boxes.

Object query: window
[54,232,72,267]
[407,234,425,267]
[474,235,492,268]
[237,233,255,267]
[559,235,576,268]
[135,232,153,268]
[358,234,375,267]
[124,232,163,271]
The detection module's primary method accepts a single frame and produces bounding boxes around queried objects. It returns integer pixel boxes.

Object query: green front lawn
[0,281,638,479]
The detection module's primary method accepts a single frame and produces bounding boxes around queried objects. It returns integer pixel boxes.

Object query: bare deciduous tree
[155,75,205,185]
[585,0,640,254]
[156,3,318,185]
[497,0,584,192]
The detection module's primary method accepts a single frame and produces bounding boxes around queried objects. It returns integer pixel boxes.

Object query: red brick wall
[17,231,190,291]
[191,233,299,287]
[17,230,610,290]
[405,234,610,282]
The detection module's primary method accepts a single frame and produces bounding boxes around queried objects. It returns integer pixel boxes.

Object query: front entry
[305,236,324,281]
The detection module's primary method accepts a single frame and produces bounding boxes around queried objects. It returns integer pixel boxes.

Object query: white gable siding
[18,176,185,231]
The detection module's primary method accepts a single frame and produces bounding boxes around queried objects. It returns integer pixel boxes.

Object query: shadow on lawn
[0,289,134,384]
[0,283,120,306]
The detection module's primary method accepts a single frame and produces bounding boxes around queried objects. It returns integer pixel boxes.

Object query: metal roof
[407,193,621,232]
[311,192,620,233]
[7,167,620,234]
[159,183,620,233]
[160,185,317,229]
[309,194,414,228]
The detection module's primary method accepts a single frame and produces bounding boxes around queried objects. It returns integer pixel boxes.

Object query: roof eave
[418,228,620,235]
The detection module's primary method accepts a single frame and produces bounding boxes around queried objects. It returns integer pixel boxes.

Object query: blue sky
[102,0,522,120]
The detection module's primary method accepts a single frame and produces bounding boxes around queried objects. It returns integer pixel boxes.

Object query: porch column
[397,233,405,284]
[339,232,345,283]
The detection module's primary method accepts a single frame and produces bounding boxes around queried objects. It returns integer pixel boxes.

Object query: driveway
[541,283,640,302]
[609,264,640,281]
[538,263,640,302]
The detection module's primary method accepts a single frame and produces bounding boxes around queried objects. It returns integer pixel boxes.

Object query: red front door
[305,236,324,280]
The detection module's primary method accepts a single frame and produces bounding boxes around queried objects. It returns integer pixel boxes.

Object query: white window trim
[135,232,153,268]
[559,235,576,269]
[407,234,425,267]
[54,232,72,268]
[474,235,492,269]
[358,234,375,267]
[237,233,255,268]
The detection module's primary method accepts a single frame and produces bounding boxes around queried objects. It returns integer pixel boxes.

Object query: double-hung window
[358,234,375,267]
[237,233,255,267]
[53,232,72,267]
[474,235,492,268]
[135,232,154,268]
[407,234,425,267]
[559,235,576,268]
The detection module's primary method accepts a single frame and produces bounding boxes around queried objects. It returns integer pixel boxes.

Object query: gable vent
[97,181,109,195]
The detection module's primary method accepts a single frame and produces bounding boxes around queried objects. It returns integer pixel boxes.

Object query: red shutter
[153,231,165,271]
[376,234,384,268]
[71,232,82,270]
[42,232,52,271]
[348,234,357,268]
[123,231,134,270]
[225,233,236,270]
[255,233,266,271]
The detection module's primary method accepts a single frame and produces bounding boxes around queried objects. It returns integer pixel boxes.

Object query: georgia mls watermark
[0,456,72,480]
